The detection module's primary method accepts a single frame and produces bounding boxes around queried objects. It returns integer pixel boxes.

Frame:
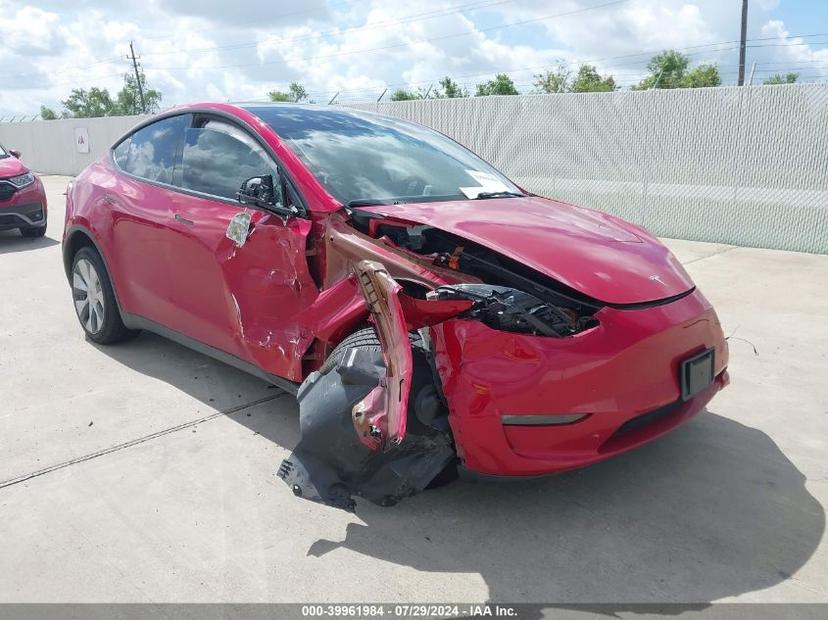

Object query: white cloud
[0,0,824,117]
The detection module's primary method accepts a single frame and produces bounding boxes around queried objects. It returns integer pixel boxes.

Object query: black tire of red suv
[71,246,139,344]
[320,327,459,488]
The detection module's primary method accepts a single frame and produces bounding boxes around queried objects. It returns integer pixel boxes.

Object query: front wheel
[71,247,138,344]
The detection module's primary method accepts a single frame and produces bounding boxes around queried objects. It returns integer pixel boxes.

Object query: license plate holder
[680,348,715,401]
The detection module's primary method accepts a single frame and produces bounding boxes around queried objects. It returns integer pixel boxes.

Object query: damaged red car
[63,103,729,510]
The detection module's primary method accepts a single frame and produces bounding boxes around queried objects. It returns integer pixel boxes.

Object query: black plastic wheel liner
[277,346,455,511]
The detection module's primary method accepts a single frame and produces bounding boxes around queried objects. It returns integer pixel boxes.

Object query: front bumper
[0,177,47,230]
[430,289,729,476]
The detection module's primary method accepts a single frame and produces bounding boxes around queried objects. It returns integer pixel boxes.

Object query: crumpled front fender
[277,260,466,510]
[351,260,413,450]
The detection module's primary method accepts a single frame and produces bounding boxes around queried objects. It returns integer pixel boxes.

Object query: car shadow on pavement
[0,229,59,254]
[95,333,824,608]
[306,412,824,608]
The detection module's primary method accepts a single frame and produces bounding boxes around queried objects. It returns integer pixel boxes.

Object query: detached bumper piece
[277,345,454,511]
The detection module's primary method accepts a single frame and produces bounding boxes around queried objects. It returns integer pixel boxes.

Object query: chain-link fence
[348,84,828,254]
[2,84,825,252]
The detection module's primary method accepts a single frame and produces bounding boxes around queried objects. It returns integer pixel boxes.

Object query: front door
[166,116,317,380]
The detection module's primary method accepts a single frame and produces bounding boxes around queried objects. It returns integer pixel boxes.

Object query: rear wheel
[71,247,138,344]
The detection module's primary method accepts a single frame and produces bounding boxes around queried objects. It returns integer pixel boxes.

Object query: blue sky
[1,0,826,116]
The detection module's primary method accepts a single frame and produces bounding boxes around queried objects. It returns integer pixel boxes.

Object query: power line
[138,0,523,58]
[149,0,633,73]
[0,0,622,81]
[138,0,355,43]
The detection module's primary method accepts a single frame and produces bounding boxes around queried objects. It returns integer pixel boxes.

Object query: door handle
[174,213,194,226]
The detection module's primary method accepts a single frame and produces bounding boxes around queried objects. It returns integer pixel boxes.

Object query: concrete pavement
[0,176,826,604]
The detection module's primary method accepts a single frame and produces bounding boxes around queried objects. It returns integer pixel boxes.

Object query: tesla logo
[649,274,666,285]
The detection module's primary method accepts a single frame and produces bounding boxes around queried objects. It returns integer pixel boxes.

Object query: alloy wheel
[73,258,105,334]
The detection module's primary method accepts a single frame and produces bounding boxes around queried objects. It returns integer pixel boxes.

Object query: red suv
[0,144,48,238]
[63,103,728,510]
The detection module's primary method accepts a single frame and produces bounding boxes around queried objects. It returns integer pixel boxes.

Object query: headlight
[429,283,599,337]
[6,172,35,188]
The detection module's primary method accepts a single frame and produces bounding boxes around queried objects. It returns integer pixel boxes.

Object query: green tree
[633,50,689,90]
[764,72,798,85]
[434,76,468,98]
[475,73,519,96]
[39,105,58,120]
[534,63,616,94]
[61,87,117,118]
[570,64,616,92]
[632,50,720,90]
[115,71,162,115]
[683,63,721,88]
[268,82,309,103]
[390,89,420,101]
[57,73,163,118]
[534,64,570,93]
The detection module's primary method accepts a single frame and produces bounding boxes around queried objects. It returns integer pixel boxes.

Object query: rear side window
[180,119,279,201]
[113,115,189,184]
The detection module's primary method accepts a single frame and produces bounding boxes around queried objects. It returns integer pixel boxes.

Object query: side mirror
[9,149,21,159]
[237,174,299,218]
[237,174,275,207]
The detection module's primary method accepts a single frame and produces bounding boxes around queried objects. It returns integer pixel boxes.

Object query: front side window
[180,119,280,202]
[246,106,522,205]
[113,115,189,184]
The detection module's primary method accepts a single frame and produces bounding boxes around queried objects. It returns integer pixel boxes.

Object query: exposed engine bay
[354,211,602,337]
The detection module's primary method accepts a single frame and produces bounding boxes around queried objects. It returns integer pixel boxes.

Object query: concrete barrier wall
[0,114,148,175]
[2,84,826,252]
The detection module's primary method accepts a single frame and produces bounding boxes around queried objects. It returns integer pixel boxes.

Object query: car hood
[360,196,695,305]
[0,156,27,178]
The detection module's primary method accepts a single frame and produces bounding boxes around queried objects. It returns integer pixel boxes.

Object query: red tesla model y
[63,103,729,510]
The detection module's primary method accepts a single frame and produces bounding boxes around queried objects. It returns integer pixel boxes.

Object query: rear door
[166,115,317,378]
[109,114,190,323]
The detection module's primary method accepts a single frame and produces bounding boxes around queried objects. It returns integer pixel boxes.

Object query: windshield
[245,105,521,205]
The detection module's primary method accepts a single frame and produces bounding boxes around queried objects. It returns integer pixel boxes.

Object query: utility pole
[738,0,748,85]
[128,41,146,114]
[748,61,757,85]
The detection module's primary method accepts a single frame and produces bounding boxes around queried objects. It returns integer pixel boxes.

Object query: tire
[20,225,47,238]
[320,327,384,374]
[321,327,459,487]
[71,246,138,344]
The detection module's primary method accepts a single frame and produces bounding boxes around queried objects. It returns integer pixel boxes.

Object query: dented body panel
[63,103,729,510]
[358,199,695,305]
[429,290,729,475]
